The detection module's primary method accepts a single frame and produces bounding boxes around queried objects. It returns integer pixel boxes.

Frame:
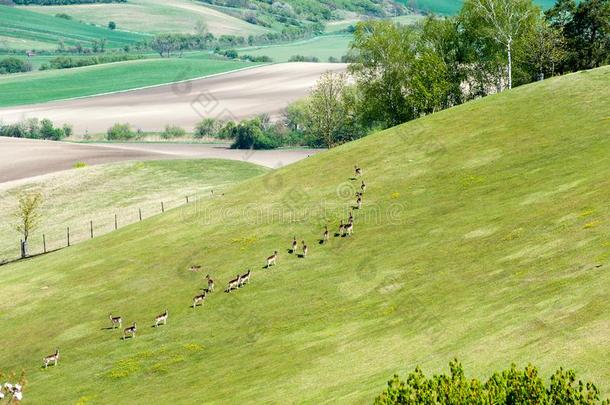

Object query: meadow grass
[17,0,269,37]
[0,67,608,403]
[0,159,268,262]
[236,34,353,62]
[0,5,147,49]
[0,56,259,107]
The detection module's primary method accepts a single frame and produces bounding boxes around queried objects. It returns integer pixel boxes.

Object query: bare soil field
[0,63,347,135]
[0,137,320,185]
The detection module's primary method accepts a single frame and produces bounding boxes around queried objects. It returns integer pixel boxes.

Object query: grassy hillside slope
[0,5,147,50]
[18,0,270,36]
[236,34,353,62]
[0,56,258,107]
[0,67,609,403]
[0,159,269,262]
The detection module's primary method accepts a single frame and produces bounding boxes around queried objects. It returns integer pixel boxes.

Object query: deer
[109,314,122,329]
[291,236,298,253]
[337,220,344,236]
[205,274,215,293]
[123,322,137,340]
[193,291,207,308]
[225,274,241,292]
[266,251,278,268]
[302,241,308,257]
[154,309,168,327]
[344,221,354,236]
[348,210,354,224]
[43,348,59,369]
[323,225,329,243]
[356,195,362,209]
[361,181,366,193]
[239,270,251,287]
[354,165,362,177]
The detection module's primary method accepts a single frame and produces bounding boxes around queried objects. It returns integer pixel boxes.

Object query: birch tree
[463,0,538,89]
[14,191,43,258]
[306,71,347,148]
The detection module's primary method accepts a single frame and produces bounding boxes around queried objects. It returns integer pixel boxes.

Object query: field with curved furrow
[0,67,608,403]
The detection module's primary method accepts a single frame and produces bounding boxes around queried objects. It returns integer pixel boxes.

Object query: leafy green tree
[374,359,608,404]
[349,21,417,127]
[461,0,539,89]
[14,191,43,258]
[108,21,116,30]
[305,71,349,148]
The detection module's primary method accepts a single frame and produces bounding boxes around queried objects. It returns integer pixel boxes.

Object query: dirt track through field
[0,137,321,185]
[0,62,347,134]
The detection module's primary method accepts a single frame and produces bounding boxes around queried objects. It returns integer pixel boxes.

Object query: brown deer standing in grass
[193,291,207,308]
[361,181,366,193]
[291,236,298,253]
[109,314,122,329]
[225,275,241,292]
[154,309,168,327]
[238,270,251,287]
[348,210,354,224]
[43,348,59,369]
[344,221,354,236]
[205,274,215,293]
[302,241,308,257]
[354,165,362,177]
[266,251,278,268]
[323,225,329,243]
[356,195,362,210]
[123,322,137,340]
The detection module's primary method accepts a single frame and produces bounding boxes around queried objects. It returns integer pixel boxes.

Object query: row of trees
[375,360,608,404]
[285,0,609,148]
[0,118,72,140]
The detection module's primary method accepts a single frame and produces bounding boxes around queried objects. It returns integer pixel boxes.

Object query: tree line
[284,0,610,148]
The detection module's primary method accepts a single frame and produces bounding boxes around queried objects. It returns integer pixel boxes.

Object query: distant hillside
[0,5,147,50]
[399,0,557,14]
[0,66,608,403]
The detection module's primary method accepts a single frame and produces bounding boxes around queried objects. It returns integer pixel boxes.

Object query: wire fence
[0,191,211,266]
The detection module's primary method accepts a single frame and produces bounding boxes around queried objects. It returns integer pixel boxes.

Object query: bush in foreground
[375,359,609,405]
[161,124,186,139]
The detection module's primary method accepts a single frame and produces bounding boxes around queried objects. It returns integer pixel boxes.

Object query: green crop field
[401,0,557,15]
[18,0,269,37]
[237,35,353,62]
[0,5,148,50]
[0,159,269,262]
[0,67,608,403]
[0,56,259,107]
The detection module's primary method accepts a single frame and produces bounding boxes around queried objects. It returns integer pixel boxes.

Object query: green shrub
[161,124,186,139]
[229,119,278,150]
[55,13,72,20]
[106,123,136,140]
[194,118,220,138]
[0,57,32,74]
[73,162,87,168]
[374,359,608,405]
[108,21,116,30]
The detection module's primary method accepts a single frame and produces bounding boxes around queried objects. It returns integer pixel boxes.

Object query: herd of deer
[41,165,366,370]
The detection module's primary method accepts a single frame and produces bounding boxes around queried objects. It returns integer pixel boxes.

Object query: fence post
[115,214,118,230]
[161,202,165,213]
[90,220,94,239]
[67,227,70,247]
[139,208,142,221]
[43,234,46,253]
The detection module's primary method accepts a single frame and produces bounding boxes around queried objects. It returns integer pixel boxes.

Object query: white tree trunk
[507,39,513,89]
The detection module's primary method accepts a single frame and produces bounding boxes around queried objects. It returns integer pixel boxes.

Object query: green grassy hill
[236,34,353,62]
[0,5,148,50]
[0,55,259,107]
[0,67,608,403]
[0,159,269,262]
[17,0,270,37]
[402,0,557,15]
